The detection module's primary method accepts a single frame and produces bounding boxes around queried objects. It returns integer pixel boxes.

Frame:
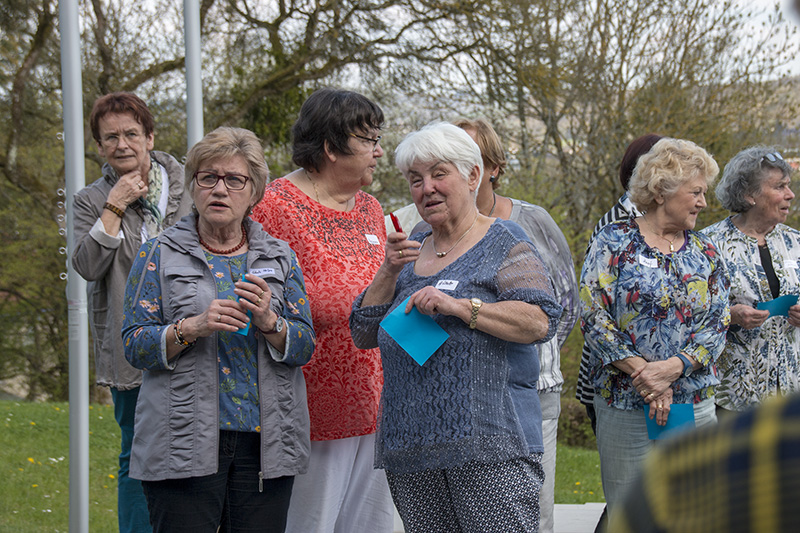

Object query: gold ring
[647,393,655,399]
[256,297,261,304]
[217,315,222,322]
[657,405,663,410]
[138,182,144,189]
[398,250,403,258]
[259,290,265,297]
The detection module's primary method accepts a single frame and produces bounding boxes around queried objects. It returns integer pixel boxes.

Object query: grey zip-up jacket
[123,215,314,481]
[72,151,190,390]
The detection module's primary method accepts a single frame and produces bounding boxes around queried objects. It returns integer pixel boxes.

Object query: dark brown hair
[89,92,155,142]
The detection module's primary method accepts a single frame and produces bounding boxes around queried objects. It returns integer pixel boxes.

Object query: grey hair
[715,146,793,213]
[628,138,719,212]
[395,122,484,186]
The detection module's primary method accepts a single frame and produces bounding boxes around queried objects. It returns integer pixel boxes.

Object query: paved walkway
[393,503,605,532]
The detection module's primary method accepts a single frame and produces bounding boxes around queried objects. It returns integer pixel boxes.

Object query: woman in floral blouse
[703,147,800,415]
[580,137,730,511]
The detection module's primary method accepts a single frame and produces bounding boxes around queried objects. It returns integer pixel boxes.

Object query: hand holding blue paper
[380,296,449,365]
[756,294,799,317]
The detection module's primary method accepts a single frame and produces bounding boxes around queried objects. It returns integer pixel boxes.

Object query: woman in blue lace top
[580,137,730,511]
[350,122,561,532]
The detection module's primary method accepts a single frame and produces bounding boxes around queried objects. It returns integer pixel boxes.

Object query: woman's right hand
[730,303,770,329]
[383,231,421,274]
[184,299,251,341]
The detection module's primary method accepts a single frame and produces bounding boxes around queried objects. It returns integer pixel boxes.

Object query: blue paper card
[644,403,695,440]
[757,294,799,317]
[380,296,450,365]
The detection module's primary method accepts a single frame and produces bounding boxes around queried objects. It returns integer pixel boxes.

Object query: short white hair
[395,122,484,185]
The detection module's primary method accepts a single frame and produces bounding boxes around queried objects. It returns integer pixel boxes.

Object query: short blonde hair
[628,138,719,212]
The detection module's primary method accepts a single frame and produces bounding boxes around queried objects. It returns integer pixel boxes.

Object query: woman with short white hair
[351,122,562,532]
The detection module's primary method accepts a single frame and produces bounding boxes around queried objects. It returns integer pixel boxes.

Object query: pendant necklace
[642,215,678,253]
[432,213,479,258]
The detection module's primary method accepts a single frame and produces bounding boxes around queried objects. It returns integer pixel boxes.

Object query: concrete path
[393,502,605,532]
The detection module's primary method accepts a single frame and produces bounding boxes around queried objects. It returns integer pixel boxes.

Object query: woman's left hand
[406,286,457,316]
[647,387,673,426]
[631,359,682,400]
[235,273,280,332]
[788,304,800,328]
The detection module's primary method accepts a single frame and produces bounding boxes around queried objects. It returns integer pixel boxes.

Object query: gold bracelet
[103,202,125,218]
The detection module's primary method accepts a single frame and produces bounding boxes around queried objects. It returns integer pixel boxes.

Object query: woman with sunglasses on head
[703,147,800,416]
[121,127,316,533]
[251,88,394,533]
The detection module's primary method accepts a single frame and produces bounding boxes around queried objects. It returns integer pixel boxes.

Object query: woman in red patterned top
[251,88,392,533]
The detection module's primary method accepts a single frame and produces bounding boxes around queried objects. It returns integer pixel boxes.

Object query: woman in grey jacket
[122,127,316,533]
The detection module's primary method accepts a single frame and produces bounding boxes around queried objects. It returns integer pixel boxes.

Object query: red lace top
[251,178,386,440]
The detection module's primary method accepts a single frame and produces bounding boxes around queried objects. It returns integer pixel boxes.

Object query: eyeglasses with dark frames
[350,132,382,151]
[762,152,785,165]
[193,171,250,191]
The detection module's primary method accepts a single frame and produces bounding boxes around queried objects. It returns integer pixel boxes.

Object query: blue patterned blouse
[580,218,730,410]
[123,241,315,432]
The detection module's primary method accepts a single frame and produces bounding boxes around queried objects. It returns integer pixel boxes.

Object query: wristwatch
[263,315,284,335]
[674,353,694,378]
[469,298,483,329]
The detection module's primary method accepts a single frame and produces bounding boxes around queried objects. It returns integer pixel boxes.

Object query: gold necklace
[304,169,321,203]
[643,214,679,253]
[432,213,479,258]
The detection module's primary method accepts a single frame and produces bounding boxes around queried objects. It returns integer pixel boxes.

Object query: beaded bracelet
[173,318,195,346]
[103,202,125,218]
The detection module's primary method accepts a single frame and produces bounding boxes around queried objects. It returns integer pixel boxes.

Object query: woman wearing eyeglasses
[121,127,316,532]
[251,88,394,532]
[703,147,800,416]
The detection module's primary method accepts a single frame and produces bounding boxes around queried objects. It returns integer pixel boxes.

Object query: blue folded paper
[644,403,695,440]
[380,296,450,365]
[756,294,799,317]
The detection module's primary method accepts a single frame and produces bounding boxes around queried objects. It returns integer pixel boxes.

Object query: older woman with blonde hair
[580,137,730,511]
[703,147,800,414]
[351,122,562,532]
[122,127,316,532]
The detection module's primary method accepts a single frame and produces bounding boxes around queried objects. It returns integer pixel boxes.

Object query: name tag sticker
[249,268,276,277]
[435,280,459,291]
[786,260,798,270]
[638,255,658,268]
[366,234,380,245]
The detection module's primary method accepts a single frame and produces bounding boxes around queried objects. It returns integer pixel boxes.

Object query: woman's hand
[236,273,280,333]
[385,232,421,274]
[631,359,683,400]
[187,298,251,340]
[406,286,457,316]
[730,303,770,329]
[647,387,673,426]
[788,304,800,328]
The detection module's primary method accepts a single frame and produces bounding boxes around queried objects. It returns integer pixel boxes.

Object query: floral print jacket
[580,218,730,410]
[702,217,800,411]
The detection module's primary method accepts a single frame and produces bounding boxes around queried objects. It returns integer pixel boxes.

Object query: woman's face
[330,128,384,187]
[407,159,480,226]
[192,155,254,231]
[658,173,708,231]
[95,112,154,177]
[750,167,795,226]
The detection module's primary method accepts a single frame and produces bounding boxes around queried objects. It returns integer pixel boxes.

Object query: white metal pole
[185,0,204,147]
[59,0,90,531]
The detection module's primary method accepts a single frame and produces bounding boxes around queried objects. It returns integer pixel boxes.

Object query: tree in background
[1,0,798,399]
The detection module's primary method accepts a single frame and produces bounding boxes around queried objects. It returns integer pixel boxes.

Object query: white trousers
[539,391,561,533]
[286,433,394,533]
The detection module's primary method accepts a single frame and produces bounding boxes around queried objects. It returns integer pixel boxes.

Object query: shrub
[558,396,596,449]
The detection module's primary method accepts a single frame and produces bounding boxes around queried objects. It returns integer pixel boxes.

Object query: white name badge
[366,234,380,245]
[638,255,658,268]
[249,268,276,277]
[786,260,799,270]
[435,279,459,291]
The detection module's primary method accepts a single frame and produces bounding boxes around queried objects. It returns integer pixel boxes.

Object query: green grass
[0,400,603,530]
[0,400,118,532]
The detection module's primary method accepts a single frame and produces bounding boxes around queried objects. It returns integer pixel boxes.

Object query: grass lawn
[0,399,603,530]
